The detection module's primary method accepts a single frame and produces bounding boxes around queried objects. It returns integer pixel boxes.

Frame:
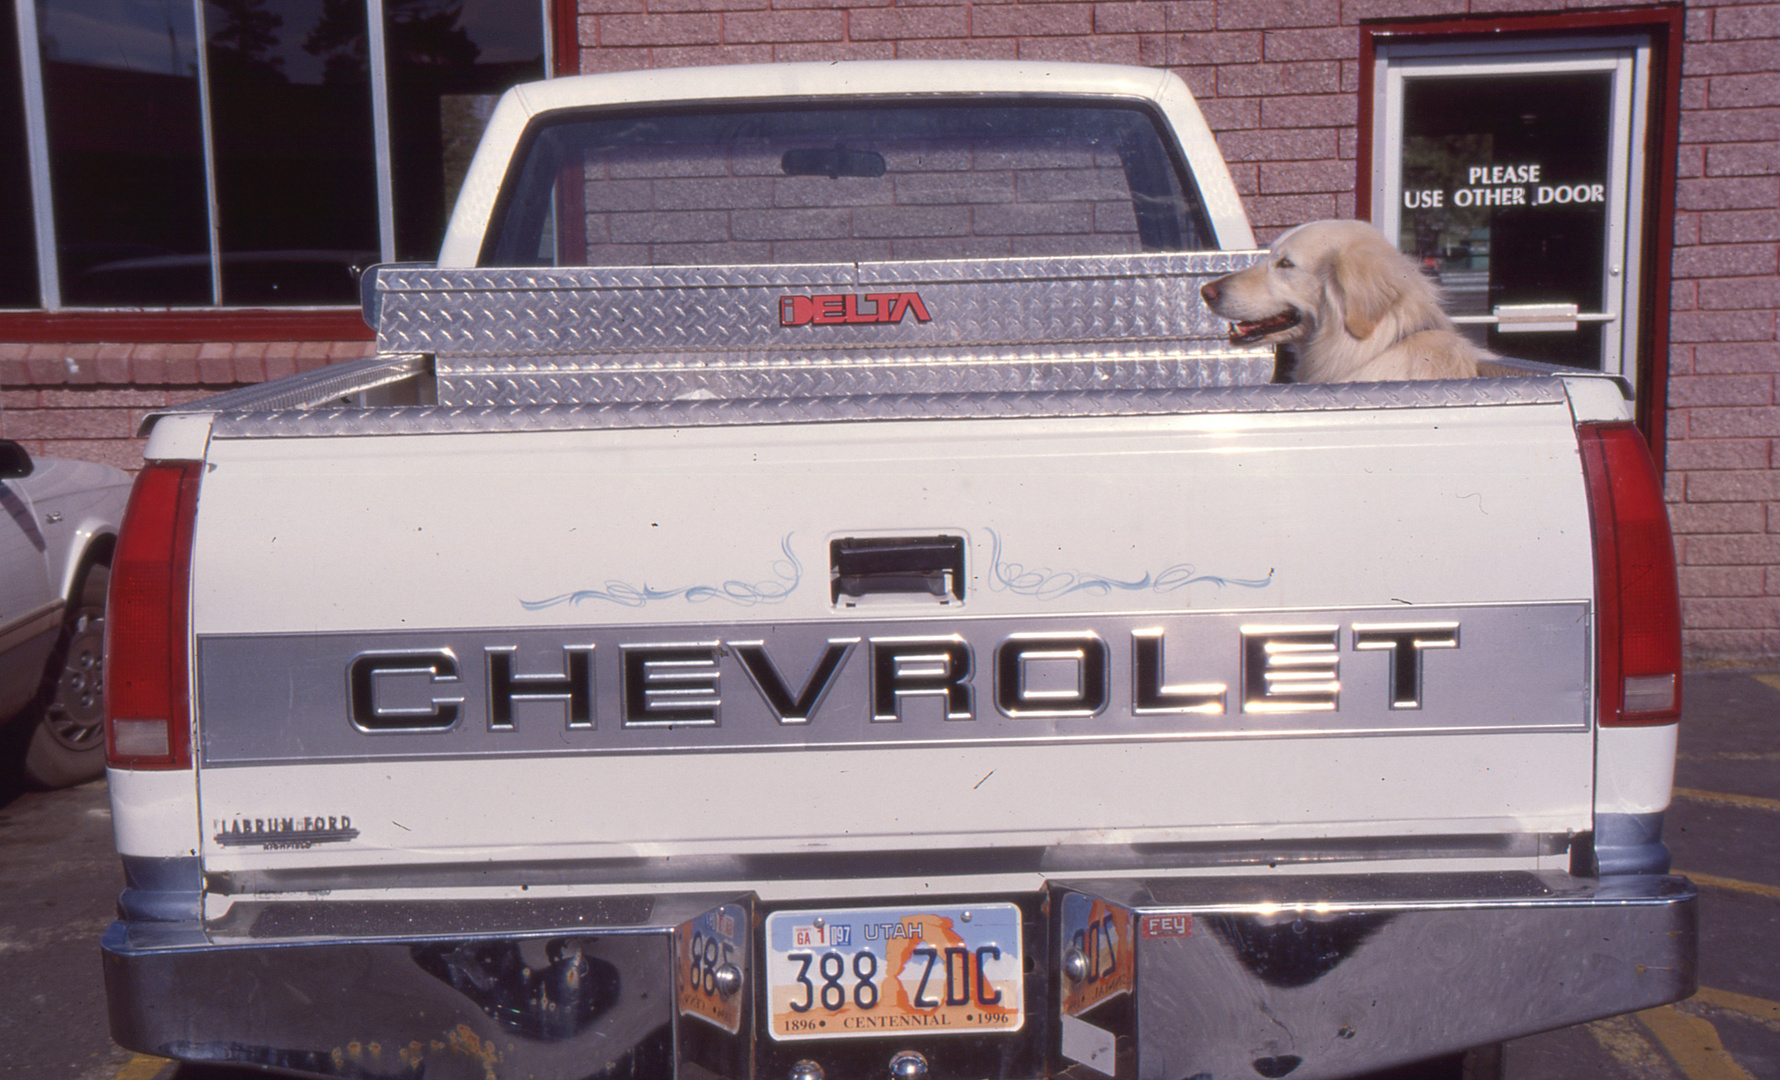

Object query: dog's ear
[1329,242,1408,341]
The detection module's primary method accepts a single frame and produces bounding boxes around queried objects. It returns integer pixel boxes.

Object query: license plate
[1059,893,1134,1017]
[764,903,1024,1042]
[677,902,748,1034]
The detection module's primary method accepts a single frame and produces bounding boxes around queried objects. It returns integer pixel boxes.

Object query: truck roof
[507,59,1180,109]
[438,60,1252,265]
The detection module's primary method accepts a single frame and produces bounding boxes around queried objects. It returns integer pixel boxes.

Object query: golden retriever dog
[1200,219,1483,383]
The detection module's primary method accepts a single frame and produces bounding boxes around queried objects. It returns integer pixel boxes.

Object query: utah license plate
[764,903,1024,1042]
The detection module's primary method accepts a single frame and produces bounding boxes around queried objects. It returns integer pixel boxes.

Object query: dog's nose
[1200,280,1220,303]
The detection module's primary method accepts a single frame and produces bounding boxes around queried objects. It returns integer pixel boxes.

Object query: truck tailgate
[189,389,1596,894]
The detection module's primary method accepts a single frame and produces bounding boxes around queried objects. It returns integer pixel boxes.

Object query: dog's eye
[1276,257,1295,269]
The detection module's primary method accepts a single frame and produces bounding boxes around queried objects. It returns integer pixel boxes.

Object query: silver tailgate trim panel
[195,602,1590,766]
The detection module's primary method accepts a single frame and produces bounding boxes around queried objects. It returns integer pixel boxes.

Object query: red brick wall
[3,0,1777,663]
[1665,2,1780,661]
[0,342,375,471]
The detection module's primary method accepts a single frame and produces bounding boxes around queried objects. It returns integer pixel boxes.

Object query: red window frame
[0,309,375,343]
[1357,6,1684,470]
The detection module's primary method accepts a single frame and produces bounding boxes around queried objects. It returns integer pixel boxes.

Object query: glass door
[1373,41,1650,379]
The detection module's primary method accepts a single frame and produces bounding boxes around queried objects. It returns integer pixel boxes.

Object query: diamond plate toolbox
[373,253,1274,407]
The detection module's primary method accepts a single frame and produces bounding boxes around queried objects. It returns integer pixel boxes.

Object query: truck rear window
[482,100,1215,267]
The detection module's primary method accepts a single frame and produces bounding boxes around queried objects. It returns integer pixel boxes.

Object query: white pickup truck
[101,62,1694,1080]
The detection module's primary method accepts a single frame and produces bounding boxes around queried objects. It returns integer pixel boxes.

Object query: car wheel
[23,559,109,788]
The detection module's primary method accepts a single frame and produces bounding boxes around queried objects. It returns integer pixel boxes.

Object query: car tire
[22,558,109,788]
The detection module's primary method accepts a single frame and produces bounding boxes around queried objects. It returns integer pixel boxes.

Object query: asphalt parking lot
[2,670,1777,1080]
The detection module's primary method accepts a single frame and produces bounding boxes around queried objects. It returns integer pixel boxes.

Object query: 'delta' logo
[780,292,931,327]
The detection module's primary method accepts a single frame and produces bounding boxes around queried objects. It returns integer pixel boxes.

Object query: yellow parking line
[1695,986,1780,1032]
[1587,1014,1673,1072]
[112,1056,170,1080]
[1675,787,1780,814]
[1752,673,1780,694]
[1636,1005,1755,1080]
[1680,871,1780,901]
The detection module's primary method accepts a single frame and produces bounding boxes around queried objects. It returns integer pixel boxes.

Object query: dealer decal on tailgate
[212,814,359,850]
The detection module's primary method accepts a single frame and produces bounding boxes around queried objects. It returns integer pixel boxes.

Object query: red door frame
[1357,6,1685,470]
[553,0,580,78]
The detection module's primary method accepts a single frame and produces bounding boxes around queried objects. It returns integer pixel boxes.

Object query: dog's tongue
[1229,312,1297,344]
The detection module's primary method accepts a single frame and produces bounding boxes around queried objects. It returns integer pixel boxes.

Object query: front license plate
[764,903,1024,1042]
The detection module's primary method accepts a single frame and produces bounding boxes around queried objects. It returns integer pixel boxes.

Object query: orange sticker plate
[1060,894,1135,1017]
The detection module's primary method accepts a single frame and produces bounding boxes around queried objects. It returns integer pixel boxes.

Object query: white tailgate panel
[190,404,1597,875]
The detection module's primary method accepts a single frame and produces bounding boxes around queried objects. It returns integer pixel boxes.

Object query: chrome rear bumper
[103,871,1695,1080]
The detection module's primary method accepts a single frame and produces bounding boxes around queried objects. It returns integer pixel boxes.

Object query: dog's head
[1200,220,1431,346]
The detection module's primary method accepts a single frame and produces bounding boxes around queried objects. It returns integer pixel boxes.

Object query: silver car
[1,439,129,788]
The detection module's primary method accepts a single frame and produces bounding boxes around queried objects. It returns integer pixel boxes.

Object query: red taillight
[1579,424,1682,725]
[105,461,201,768]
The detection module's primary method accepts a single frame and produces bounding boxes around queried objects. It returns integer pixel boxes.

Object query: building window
[7,0,546,311]
[203,0,379,306]
[38,0,211,306]
[1372,40,1650,379]
[0,0,40,306]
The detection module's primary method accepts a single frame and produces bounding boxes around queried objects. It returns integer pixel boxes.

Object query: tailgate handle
[831,536,965,604]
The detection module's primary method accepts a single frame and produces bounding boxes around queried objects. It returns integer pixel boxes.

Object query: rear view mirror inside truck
[781,146,887,179]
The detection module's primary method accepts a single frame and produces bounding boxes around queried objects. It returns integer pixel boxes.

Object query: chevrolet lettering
[339,622,1459,725]
[102,61,1693,1080]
